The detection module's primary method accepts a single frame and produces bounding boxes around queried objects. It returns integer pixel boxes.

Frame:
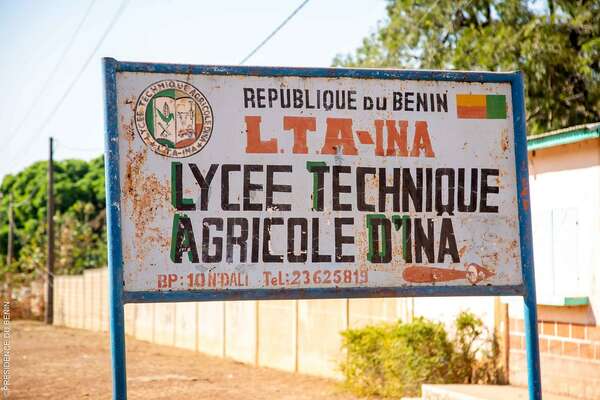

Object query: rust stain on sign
[520,176,530,211]
[122,136,170,265]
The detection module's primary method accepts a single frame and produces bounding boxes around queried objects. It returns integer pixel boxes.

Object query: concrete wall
[53,268,414,378]
[52,270,498,380]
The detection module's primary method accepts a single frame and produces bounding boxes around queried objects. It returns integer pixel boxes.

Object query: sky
[0,0,387,179]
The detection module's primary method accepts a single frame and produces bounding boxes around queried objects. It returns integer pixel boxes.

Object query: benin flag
[456,94,506,119]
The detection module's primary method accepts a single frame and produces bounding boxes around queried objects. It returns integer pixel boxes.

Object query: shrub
[340,311,503,398]
[451,311,505,385]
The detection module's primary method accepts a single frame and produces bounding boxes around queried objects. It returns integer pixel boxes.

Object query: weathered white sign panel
[111,64,524,296]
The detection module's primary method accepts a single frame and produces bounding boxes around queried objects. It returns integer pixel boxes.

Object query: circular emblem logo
[134,80,213,157]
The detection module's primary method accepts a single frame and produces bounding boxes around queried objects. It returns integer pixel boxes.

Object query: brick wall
[511,319,600,360]
[509,318,600,399]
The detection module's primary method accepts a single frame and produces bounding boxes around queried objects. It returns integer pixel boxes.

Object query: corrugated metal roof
[527,122,600,151]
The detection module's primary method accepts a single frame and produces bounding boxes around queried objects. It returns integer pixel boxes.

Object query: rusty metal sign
[105,61,532,302]
[104,59,540,400]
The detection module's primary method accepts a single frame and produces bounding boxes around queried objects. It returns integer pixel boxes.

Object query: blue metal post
[512,71,542,400]
[524,287,542,399]
[108,269,126,400]
[103,58,128,400]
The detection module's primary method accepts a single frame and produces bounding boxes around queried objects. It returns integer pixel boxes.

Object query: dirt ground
[10,320,359,400]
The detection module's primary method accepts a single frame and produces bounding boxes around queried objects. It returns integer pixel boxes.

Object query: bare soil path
[11,320,358,400]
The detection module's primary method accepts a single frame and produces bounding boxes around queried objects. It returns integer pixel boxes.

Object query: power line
[54,138,103,154]
[10,0,130,164]
[5,0,98,151]
[239,0,311,65]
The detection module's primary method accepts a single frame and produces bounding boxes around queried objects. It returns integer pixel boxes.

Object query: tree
[333,0,600,134]
[0,156,106,282]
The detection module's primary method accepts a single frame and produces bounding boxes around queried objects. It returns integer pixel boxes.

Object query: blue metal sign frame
[103,57,541,399]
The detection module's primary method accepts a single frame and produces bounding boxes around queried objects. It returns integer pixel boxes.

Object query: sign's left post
[103,58,128,400]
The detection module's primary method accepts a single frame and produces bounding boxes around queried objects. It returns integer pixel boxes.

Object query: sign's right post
[511,71,542,400]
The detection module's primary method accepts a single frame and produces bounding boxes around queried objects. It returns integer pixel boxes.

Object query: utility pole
[6,193,14,302]
[45,137,54,324]
[6,193,13,269]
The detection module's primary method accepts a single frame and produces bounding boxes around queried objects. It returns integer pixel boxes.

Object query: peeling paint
[111,64,525,296]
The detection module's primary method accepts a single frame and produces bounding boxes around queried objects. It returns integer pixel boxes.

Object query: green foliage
[340,312,504,398]
[0,156,106,282]
[333,0,600,134]
[451,311,504,384]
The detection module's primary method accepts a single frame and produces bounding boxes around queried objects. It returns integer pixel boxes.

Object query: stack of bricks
[509,318,600,399]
